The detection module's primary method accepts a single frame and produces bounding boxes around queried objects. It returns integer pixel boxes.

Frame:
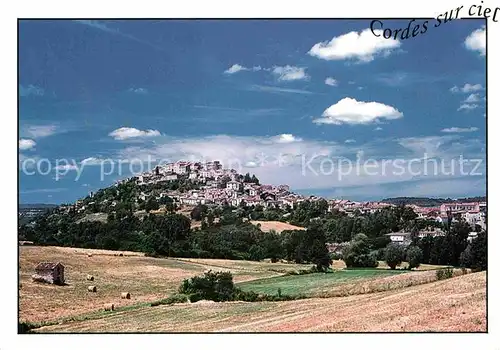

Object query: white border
[1,0,497,349]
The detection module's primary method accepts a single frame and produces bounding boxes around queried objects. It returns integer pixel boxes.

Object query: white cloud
[247,85,313,95]
[19,139,36,151]
[224,64,262,74]
[457,104,479,112]
[463,93,481,103]
[345,139,356,143]
[441,127,479,133]
[22,125,58,139]
[324,77,338,86]
[272,66,309,81]
[55,164,78,171]
[450,83,484,93]
[374,127,383,131]
[313,97,403,125]
[19,84,45,97]
[81,157,105,165]
[272,134,302,144]
[464,26,486,56]
[112,134,483,196]
[308,29,401,63]
[128,87,148,94]
[109,127,161,140]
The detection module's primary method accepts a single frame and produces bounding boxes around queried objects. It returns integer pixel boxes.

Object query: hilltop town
[53,160,486,236]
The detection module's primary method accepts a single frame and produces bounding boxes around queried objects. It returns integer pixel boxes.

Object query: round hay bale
[104,303,114,311]
[121,292,131,299]
[88,285,97,292]
[119,253,123,257]
[86,274,94,281]
[87,253,93,257]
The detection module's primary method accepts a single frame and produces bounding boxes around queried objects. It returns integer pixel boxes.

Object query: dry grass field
[20,246,486,333]
[35,271,486,333]
[19,246,309,323]
[250,220,306,233]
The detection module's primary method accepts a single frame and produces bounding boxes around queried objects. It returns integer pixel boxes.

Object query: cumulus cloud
[308,29,401,63]
[344,139,356,143]
[272,134,302,144]
[19,139,36,151]
[19,84,45,97]
[272,66,309,81]
[224,64,262,74]
[441,127,479,133]
[374,127,383,131]
[325,77,338,86]
[450,83,484,93]
[464,26,486,56]
[109,127,161,140]
[463,93,482,103]
[313,97,403,125]
[458,104,479,112]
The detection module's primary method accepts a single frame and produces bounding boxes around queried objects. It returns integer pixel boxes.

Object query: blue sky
[19,19,486,204]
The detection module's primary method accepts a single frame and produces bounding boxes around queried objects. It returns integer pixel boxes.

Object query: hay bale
[88,285,97,292]
[104,303,114,311]
[86,274,94,281]
[119,253,123,257]
[121,292,131,299]
[87,253,93,257]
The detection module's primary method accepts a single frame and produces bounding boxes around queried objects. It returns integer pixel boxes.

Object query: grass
[237,269,406,296]
[34,271,486,333]
[19,245,312,323]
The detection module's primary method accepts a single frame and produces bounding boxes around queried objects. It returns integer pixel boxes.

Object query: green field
[237,269,407,296]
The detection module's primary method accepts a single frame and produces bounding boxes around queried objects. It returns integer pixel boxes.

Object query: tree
[406,246,423,270]
[343,233,378,268]
[144,197,159,213]
[250,174,260,185]
[190,204,208,221]
[460,231,487,271]
[384,243,405,270]
[305,224,331,271]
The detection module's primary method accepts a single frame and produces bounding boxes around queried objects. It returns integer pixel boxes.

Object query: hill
[381,196,486,207]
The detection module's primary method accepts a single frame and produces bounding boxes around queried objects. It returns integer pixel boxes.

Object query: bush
[179,270,236,302]
[150,294,189,307]
[343,234,379,268]
[384,244,405,270]
[436,267,454,280]
[406,246,423,270]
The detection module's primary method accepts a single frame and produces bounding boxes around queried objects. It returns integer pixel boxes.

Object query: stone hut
[32,262,65,285]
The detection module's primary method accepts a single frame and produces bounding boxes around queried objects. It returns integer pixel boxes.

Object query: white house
[385,232,412,246]
[226,181,241,191]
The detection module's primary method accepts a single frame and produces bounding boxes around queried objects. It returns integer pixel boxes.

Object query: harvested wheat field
[19,246,309,323]
[250,220,306,233]
[35,271,486,333]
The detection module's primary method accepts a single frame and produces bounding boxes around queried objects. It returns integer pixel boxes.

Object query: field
[34,271,486,332]
[238,269,406,295]
[19,246,310,323]
[250,220,306,233]
[20,246,486,332]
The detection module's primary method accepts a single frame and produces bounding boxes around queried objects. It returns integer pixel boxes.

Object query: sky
[18,19,487,204]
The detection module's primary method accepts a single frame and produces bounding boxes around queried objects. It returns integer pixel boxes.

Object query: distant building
[440,202,480,216]
[385,232,412,246]
[226,181,241,191]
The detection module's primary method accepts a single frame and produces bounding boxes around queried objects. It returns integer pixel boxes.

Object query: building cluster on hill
[60,160,486,236]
